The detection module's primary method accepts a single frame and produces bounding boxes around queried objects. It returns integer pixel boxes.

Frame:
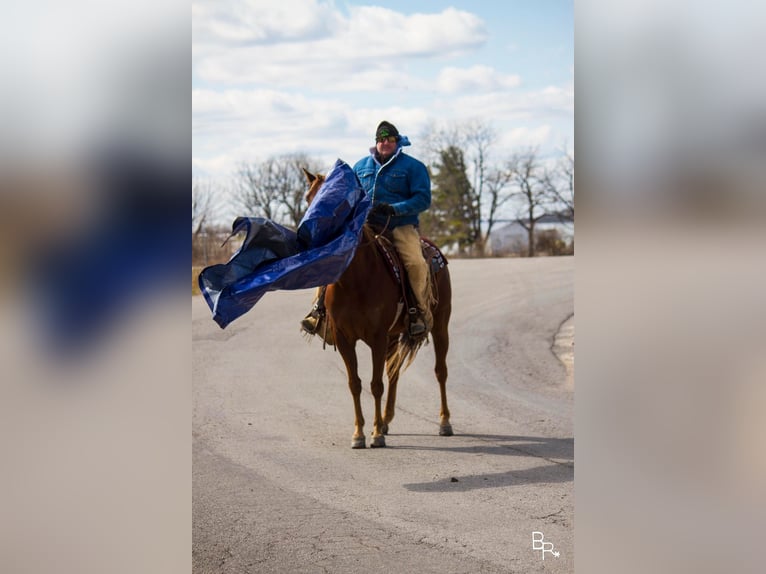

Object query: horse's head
[301,168,326,206]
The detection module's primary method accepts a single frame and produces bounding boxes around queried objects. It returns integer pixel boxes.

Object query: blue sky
[192,0,573,180]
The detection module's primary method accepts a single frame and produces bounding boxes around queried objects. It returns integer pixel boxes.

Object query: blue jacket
[353,144,431,228]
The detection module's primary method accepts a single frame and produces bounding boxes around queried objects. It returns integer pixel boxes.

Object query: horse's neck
[335,229,380,289]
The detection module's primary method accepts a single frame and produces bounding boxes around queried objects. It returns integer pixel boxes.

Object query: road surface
[193,256,574,573]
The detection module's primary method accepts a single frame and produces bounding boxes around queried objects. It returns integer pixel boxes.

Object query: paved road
[193,256,574,573]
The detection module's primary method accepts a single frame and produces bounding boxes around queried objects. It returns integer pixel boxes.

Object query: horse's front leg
[369,336,388,448]
[336,332,365,448]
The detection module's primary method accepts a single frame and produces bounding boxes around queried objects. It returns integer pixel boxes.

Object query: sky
[192,0,573,183]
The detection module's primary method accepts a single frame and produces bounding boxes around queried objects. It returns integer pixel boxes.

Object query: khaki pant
[392,225,432,328]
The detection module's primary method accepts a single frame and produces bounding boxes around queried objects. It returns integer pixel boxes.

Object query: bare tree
[192,179,223,265]
[543,144,574,221]
[279,152,325,228]
[462,119,497,255]
[192,179,213,236]
[420,120,463,161]
[507,148,549,257]
[233,159,282,222]
[482,166,515,254]
[233,153,325,228]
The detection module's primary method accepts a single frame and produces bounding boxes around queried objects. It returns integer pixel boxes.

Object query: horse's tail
[387,264,441,374]
[387,332,427,375]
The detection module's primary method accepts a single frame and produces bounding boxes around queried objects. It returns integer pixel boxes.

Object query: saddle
[304,229,447,348]
[373,231,448,310]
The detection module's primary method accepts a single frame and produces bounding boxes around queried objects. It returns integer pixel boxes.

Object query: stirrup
[407,307,427,336]
[301,307,324,335]
[409,320,427,336]
[301,315,318,335]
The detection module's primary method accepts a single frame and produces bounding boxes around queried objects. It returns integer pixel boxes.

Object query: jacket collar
[371,145,402,167]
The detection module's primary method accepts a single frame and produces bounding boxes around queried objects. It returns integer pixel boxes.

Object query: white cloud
[192,79,573,178]
[346,6,487,58]
[193,2,488,86]
[193,88,350,140]
[192,2,573,181]
[193,87,364,173]
[429,81,573,124]
[192,0,339,45]
[437,65,521,94]
[502,125,554,149]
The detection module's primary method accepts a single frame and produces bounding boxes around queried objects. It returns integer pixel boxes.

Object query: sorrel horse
[303,168,453,448]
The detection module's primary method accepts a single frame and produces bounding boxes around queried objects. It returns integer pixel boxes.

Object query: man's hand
[370,202,396,217]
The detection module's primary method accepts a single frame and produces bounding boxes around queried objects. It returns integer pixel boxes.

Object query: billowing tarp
[198,159,370,328]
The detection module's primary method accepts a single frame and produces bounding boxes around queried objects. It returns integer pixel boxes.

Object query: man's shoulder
[395,152,427,171]
[353,155,373,171]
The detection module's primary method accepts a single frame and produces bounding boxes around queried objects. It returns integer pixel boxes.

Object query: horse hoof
[370,435,386,448]
[351,437,366,449]
[381,422,389,435]
[439,424,454,436]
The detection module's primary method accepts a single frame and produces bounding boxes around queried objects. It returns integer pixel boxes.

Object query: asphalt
[193,256,574,573]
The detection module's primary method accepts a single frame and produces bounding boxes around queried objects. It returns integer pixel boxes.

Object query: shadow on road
[393,433,572,460]
[402,462,571,492]
[394,433,573,492]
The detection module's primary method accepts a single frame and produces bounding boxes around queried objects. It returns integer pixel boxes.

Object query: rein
[374,214,392,239]
[360,213,392,247]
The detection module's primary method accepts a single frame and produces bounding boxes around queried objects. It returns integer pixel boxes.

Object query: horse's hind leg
[431,319,453,436]
[369,336,388,448]
[336,332,366,448]
[382,336,400,435]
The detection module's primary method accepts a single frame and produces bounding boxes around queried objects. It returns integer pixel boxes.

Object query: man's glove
[370,202,396,218]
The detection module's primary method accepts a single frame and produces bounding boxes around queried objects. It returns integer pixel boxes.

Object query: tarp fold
[198,159,369,328]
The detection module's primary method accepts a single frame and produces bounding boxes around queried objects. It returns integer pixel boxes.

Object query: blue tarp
[198,159,370,328]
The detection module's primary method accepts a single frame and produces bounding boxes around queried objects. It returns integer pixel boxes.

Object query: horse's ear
[301,167,316,184]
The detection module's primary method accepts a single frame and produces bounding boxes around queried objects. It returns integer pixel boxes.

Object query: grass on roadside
[192,266,203,295]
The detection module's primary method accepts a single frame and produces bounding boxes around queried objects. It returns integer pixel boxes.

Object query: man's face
[375,135,397,160]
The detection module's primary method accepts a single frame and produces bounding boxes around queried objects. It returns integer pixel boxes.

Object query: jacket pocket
[383,171,407,194]
[356,169,375,189]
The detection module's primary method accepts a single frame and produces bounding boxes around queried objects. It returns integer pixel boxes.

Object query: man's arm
[388,159,431,216]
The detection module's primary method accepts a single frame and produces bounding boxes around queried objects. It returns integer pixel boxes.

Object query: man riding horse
[301,120,433,337]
